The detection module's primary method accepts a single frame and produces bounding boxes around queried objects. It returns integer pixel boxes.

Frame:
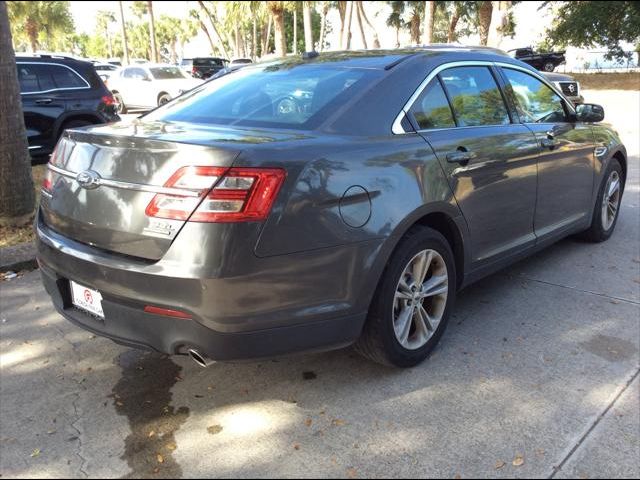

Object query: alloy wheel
[392,249,448,350]
[601,170,621,231]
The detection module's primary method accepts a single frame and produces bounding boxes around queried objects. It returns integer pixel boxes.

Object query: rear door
[409,65,540,266]
[17,62,71,151]
[498,67,594,238]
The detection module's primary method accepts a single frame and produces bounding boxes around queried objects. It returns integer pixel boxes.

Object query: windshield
[144,64,381,129]
[150,67,188,80]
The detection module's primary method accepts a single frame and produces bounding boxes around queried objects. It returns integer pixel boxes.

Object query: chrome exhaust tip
[187,348,215,368]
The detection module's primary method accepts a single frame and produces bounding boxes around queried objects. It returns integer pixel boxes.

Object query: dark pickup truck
[510,47,566,72]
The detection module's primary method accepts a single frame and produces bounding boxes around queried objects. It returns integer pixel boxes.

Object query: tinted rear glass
[193,58,224,67]
[145,65,382,129]
[17,63,87,92]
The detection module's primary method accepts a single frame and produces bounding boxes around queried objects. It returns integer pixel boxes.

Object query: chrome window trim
[17,62,91,95]
[392,60,577,135]
[48,164,203,198]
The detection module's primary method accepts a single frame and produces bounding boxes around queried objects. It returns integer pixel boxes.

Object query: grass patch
[0,164,47,248]
[571,72,640,91]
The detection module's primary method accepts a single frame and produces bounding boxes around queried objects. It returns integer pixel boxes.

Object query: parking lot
[1,89,639,479]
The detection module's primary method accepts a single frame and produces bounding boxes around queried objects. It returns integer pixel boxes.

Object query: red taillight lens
[101,94,115,106]
[145,166,286,223]
[42,168,54,192]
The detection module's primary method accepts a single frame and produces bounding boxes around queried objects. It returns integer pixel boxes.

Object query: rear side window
[17,63,88,93]
[145,65,382,129]
[501,68,567,123]
[409,78,455,130]
[440,66,510,127]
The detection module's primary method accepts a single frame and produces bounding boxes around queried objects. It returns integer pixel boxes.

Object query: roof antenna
[302,51,319,60]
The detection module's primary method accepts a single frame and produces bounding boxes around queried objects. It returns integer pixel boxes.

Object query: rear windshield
[193,58,225,67]
[150,67,187,79]
[145,64,382,129]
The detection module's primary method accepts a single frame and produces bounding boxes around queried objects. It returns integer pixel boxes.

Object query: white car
[93,62,118,82]
[109,64,203,113]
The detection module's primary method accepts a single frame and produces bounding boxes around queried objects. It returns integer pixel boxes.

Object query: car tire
[355,226,456,367]
[113,92,127,114]
[543,62,556,72]
[158,93,171,106]
[578,158,624,243]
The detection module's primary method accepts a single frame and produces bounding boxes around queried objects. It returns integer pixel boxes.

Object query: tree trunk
[252,16,257,60]
[355,1,367,49]
[197,1,230,59]
[234,25,240,58]
[477,1,493,46]
[319,3,328,51]
[303,1,313,52]
[422,1,436,44]
[293,8,297,54]
[448,11,460,43]
[118,1,129,64]
[0,1,35,226]
[341,1,354,50]
[338,1,346,49]
[148,1,158,62]
[357,1,379,48]
[197,16,217,56]
[271,7,286,57]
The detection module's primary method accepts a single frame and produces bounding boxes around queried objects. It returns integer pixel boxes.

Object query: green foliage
[543,1,640,60]
[283,4,325,52]
[7,1,74,52]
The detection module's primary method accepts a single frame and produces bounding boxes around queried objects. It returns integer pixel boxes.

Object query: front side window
[502,68,567,123]
[440,66,510,127]
[409,78,455,130]
[144,64,381,129]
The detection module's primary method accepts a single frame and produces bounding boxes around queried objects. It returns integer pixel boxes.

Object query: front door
[499,67,594,238]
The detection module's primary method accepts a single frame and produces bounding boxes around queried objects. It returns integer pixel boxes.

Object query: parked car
[180,57,228,79]
[207,62,250,81]
[544,72,583,105]
[510,47,566,72]
[93,62,118,82]
[37,47,627,368]
[108,64,203,113]
[16,54,119,158]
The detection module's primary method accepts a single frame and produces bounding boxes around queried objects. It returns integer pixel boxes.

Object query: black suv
[16,55,119,158]
[180,57,228,79]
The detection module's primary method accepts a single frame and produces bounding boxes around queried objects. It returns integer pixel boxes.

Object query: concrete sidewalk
[1,90,638,479]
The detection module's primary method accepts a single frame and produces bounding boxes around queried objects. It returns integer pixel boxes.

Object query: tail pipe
[187,348,215,368]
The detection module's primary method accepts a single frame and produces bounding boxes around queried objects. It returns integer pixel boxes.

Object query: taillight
[145,166,286,223]
[42,168,54,193]
[101,94,115,106]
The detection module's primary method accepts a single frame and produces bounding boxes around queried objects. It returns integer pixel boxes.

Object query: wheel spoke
[420,274,448,298]
[394,290,412,301]
[412,250,432,287]
[608,203,617,217]
[416,305,434,333]
[608,177,620,198]
[395,306,413,346]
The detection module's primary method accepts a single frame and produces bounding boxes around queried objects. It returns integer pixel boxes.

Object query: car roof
[253,45,512,71]
[15,54,93,67]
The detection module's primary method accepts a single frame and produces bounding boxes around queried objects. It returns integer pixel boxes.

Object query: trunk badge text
[76,170,101,190]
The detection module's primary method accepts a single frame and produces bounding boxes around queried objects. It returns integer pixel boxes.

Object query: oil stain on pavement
[112,350,189,479]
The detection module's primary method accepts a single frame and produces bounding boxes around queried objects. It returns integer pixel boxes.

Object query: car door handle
[446,151,475,164]
[35,98,53,105]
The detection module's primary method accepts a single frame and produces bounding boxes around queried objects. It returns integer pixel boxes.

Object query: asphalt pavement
[1,89,638,479]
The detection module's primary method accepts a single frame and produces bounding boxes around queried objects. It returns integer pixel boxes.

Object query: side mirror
[576,103,604,123]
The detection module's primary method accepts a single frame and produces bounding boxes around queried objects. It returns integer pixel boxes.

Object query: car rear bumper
[36,216,377,361]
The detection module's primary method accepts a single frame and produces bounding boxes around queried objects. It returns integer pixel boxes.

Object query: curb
[0,241,38,274]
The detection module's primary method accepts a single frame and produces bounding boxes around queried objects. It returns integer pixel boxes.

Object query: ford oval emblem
[76,170,101,189]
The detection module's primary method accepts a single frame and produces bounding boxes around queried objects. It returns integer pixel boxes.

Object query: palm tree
[318,1,329,51]
[267,1,287,57]
[422,1,436,44]
[147,1,158,62]
[197,1,230,59]
[117,1,130,64]
[356,1,380,48]
[340,1,354,49]
[7,1,73,52]
[302,1,314,52]
[386,1,404,48]
[477,1,493,46]
[0,1,35,227]
[96,11,116,58]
